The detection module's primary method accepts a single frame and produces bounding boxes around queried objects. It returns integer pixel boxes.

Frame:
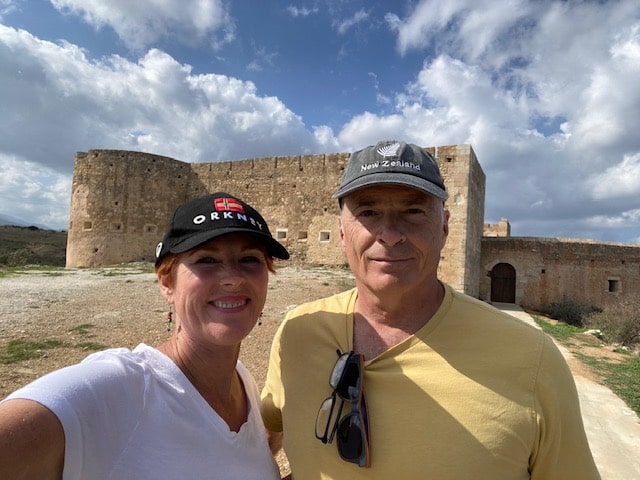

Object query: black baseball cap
[155,192,290,265]
[334,140,448,200]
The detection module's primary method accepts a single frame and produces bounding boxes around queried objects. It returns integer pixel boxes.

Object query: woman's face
[159,233,270,349]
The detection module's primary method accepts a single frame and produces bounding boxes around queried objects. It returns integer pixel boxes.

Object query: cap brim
[169,228,290,260]
[334,173,448,200]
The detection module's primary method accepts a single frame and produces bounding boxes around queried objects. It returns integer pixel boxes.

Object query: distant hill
[0,214,53,230]
[0,225,67,266]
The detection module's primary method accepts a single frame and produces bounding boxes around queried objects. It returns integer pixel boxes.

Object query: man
[261,140,599,479]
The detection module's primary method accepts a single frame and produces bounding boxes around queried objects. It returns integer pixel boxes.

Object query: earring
[166,306,173,333]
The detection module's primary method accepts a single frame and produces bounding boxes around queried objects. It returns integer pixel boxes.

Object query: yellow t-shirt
[261,284,599,479]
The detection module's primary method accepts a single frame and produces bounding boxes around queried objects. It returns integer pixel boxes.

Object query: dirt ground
[0,264,355,476]
[0,264,625,475]
[0,265,355,395]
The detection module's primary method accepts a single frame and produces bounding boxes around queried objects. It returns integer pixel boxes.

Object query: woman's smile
[213,297,250,309]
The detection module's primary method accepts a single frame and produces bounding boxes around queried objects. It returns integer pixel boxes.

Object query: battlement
[66,145,485,296]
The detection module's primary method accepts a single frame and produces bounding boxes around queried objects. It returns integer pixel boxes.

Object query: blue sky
[1,0,639,244]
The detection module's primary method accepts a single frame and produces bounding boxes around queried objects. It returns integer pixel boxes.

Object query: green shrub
[0,249,38,266]
[585,300,640,347]
[540,296,600,327]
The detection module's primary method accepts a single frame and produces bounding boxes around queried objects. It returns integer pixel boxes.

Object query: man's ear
[441,208,451,247]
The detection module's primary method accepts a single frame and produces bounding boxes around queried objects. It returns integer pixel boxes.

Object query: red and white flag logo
[214,197,245,213]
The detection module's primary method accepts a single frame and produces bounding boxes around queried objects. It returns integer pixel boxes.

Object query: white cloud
[583,208,640,244]
[0,25,316,165]
[386,0,640,148]
[0,154,72,229]
[0,24,321,228]
[386,0,536,65]
[385,0,463,55]
[313,125,340,152]
[0,0,18,19]
[286,6,319,18]
[374,0,640,242]
[50,0,236,51]
[333,9,369,35]
[246,43,278,73]
[588,152,640,201]
[569,25,640,154]
[1,0,640,243]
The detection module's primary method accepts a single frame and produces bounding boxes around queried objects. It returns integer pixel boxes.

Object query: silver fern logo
[376,142,401,157]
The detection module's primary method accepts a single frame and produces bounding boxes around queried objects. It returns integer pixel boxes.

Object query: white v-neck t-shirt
[6,343,280,479]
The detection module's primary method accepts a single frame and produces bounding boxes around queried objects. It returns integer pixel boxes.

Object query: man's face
[339,184,449,296]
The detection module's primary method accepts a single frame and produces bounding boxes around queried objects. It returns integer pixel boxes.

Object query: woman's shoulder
[80,344,149,373]
[6,344,167,404]
[3,346,157,424]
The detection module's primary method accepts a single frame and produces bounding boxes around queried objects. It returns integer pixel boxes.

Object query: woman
[0,192,289,479]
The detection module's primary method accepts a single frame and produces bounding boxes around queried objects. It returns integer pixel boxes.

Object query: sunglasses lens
[337,413,366,464]
[329,353,350,389]
[315,396,336,442]
[334,356,362,401]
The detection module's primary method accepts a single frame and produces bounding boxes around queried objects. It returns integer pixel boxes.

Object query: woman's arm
[0,398,65,480]
[267,429,283,455]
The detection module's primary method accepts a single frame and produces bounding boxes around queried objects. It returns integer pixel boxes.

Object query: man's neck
[352,281,445,360]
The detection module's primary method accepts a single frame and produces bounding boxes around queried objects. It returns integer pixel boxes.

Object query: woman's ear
[157,271,174,304]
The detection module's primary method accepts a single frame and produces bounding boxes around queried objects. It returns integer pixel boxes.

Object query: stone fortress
[66,146,639,312]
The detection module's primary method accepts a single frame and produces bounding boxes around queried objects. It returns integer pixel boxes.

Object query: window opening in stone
[608,279,620,293]
[276,229,288,241]
[83,221,92,231]
[319,231,330,242]
[111,222,123,232]
[298,231,308,240]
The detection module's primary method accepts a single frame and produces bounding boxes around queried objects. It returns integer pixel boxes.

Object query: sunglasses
[315,350,371,467]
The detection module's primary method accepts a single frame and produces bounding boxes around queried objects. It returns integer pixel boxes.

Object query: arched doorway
[491,263,516,303]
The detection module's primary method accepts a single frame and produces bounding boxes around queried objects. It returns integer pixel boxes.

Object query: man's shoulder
[445,285,543,333]
[274,288,356,349]
[286,287,356,317]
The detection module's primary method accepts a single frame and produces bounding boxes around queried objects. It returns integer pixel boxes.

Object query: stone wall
[480,237,640,309]
[66,150,199,266]
[66,145,484,296]
[484,218,511,237]
[430,145,485,297]
[187,153,349,266]
[65,147,640,309]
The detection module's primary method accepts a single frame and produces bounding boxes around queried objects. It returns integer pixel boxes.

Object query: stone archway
[490,262,516,303]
